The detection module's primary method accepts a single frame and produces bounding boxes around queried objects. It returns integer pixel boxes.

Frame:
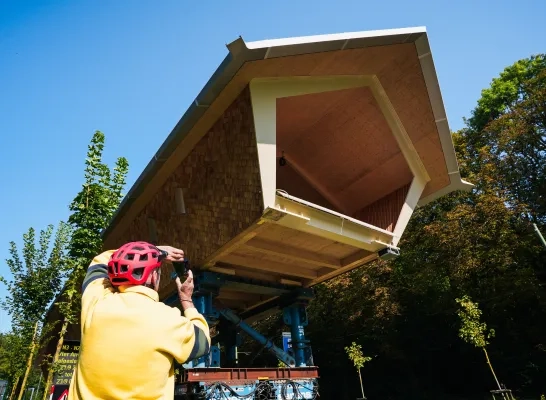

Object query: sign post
[49,341,80,400]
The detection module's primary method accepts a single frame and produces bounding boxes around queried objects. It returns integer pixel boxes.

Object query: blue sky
[0,0,544,332]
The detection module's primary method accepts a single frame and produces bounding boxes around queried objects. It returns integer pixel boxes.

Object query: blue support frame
[163,270,315,369]
[283,303,312,367]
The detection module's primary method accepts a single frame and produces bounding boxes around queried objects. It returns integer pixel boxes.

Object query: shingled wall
[111,86,264,293]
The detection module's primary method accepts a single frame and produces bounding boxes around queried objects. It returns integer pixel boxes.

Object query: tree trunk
[41,319,69,400]
[357,368,366,399]
[483,347,507,400]
[8,377,20,400]
[17,322,39,400]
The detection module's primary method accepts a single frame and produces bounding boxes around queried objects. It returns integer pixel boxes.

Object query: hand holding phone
[171,260,190,281]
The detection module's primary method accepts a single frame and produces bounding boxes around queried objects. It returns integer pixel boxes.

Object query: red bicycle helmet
[107,241,166,286]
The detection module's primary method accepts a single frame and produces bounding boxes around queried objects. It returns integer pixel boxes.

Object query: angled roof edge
[101,26,469,240]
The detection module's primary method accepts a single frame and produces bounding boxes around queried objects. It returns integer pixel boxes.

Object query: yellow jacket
[67,250,211,400]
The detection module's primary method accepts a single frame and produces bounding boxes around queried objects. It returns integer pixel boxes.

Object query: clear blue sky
[0,0,544,332]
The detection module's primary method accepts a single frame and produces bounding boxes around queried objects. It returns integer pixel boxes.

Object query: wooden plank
[215,264,280,284]
[341,249,374,269]
[244,237,341,269]
[222,254,318,279]
[258,223,338,252]
[307,252,378,287]
[203,223,267,267]
[217,289,265,303]
[281,154,348,214]
[209,266,236,275]
[279,278,303,287]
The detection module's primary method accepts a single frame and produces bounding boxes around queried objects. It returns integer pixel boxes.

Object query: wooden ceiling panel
[314,241,362,260]
[276,89,352,140]
[231,246,322,272]
[338,153,413,214]
[276,85,413,213]
[277,87,401,197]
[256,223,341,253]
[243,237,340,269]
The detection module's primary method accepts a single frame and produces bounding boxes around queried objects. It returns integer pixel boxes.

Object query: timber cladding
[110,86,264,292]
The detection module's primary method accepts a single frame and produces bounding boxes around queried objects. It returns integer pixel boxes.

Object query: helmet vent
[132,267,145,280]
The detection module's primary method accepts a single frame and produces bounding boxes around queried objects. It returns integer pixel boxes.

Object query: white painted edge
[414,34,475,203]
[391,176,427,247]
[275,191,396,238]
[246,26,427,49]
[417,172,475,207]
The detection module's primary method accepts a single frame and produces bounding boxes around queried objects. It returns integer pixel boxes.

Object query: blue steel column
[283,303,312,367]
[289,305,306,367]
[192,294,208,368]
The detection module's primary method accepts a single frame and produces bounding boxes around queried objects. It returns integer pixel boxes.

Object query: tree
[461,54,546,223]
[41,131,129,400]
[0,222,71,399]
[456,295,503,392]
[0,331,26,381]
[345,342,372,399]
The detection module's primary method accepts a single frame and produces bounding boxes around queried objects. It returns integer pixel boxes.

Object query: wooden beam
[341,249,373,269]
[244,237,340,269]
[203,223,267,267]
[222,254,318,279]
[279,278,303,287]
[217,289,264,303]
[307,253,378,287]
[283,153,350,214]
[215,263,279,283]
[209,266,236,275]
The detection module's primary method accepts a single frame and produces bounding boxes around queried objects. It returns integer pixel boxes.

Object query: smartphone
[171,260,190,281]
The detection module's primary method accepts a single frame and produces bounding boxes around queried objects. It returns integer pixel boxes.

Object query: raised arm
[159,270,211,364]
[80,249,117,331]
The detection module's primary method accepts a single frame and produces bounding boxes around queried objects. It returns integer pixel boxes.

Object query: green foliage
[455,295,495,349]
[0,222,71,325]
[0,331,25,380]
[461,54,546,222]
[0,327,32,384]
[67,131,128,263]
[467,54,546,132]
[58,130,129,322]
[0,222,71,386]
[345,342,372,370]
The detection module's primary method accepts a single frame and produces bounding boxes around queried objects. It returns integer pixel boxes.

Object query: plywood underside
[202,220,377,312]
[276,86,413,218]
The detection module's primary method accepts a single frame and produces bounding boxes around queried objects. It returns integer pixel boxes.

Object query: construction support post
[283,302,312,367]
[186,289,220,368]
